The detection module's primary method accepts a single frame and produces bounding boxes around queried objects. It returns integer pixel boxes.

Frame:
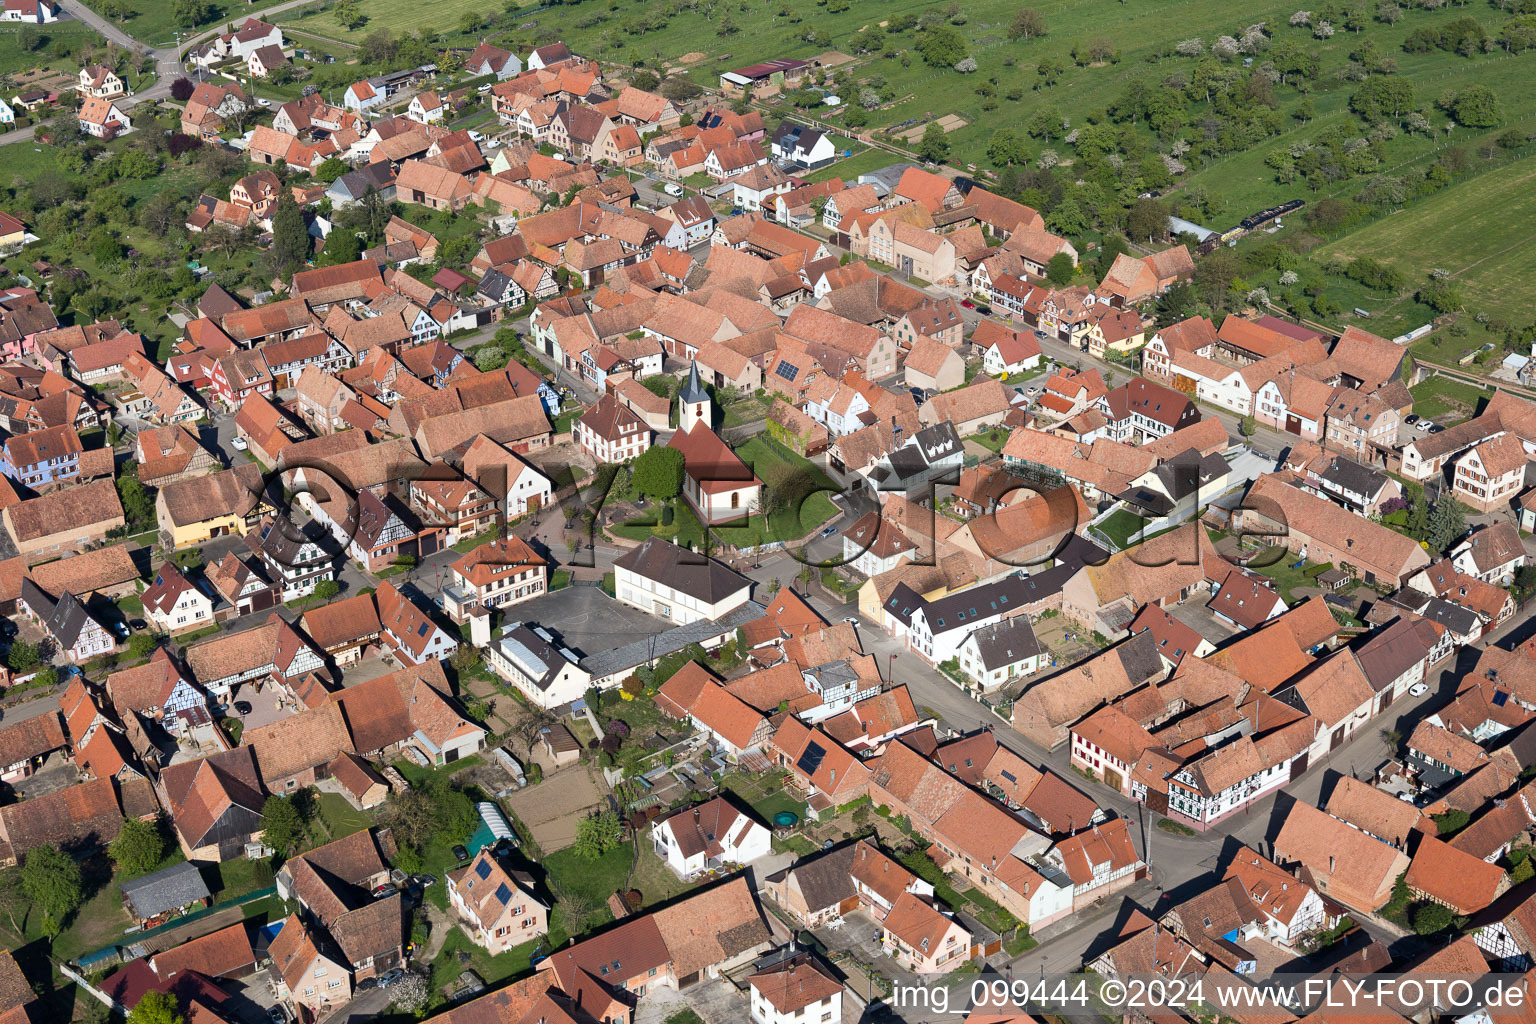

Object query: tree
[918,122,950,163]
[6,639,39,673]
[1427,498,1466,551]
[1046,195,1087,236]
[1412,901,1453,936]
[1010,7,1047,39]
[169,77,195,101]
[1125,197,1168,242]
[632,445,685,500]
[169,0,211,27]
[315,157,348,183]
[20,844,83,935]
[1451,84,1501,127]
[118,474,154,527]
[110,815,168,878]
[1035,57,1064,87]
[658,76,702,103]
[573,810,622,859]
[954,55,978,72]
[511,703,556,756]
[261,794,305,856]
[388,974,429,1015]
[334,0,363,28]
[916,26,968,68]
[128,991,182,1024]
[1239,415,1258,437]
[1045,252,1075,285]
[128,633,158,660]
[629,70,659,93]
[320,227,362,266]
[270,193,309,273]
[312,580,340,603]
[987,127,1028,166]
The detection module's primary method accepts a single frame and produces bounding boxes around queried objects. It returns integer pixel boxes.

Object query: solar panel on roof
[1494,690,1510,707]
[796,741,826,776]
[475,860,493,880]
[494,882,513,904]
[775,362,800,382]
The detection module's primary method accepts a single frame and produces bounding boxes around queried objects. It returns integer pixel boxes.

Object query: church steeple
[679,361,711,433]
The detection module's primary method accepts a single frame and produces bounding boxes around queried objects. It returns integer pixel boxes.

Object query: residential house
[142,563,216,635]
[1454,434,1527,513]
[650,797,771,878]
[447,847,547,953]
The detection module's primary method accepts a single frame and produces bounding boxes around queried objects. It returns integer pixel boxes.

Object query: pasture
[1318,154,1536,325]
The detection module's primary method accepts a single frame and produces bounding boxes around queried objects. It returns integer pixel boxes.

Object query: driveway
[634,977,746,1024]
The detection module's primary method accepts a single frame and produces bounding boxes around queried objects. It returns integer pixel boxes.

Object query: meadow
[1318,154,1536,327]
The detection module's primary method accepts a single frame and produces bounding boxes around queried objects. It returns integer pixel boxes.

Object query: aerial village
[3,17,1536,1024]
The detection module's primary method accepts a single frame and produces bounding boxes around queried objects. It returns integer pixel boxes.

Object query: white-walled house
[749,955,843,1024]
[613,537,752,625]
[955,618,1043,692]
[650,797,771,878]
[142,563,216,635]
[447,847,548,954]
[487,623,591,708]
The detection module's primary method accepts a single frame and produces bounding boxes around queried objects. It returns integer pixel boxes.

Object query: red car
[961,299,975,308]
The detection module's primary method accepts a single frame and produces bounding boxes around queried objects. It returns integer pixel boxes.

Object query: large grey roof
[965,617,1041,672]
[612,537,751,604]
[1318,455,1387,499]
[121,861,212,918]
[579,601,764,679]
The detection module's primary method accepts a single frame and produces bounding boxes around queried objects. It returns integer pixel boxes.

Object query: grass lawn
[1409,375,1493,426]
[312,791,379,843]
[1319,153,1536,331]
[203,856,276,902]
[720,772,807,824]
[0,22,96,76]
[1243,546,1320,603]
[279,0,537,40]
[628,841,698,907]
[804,147,892,185]
[733,435,841,541]
[425,918,570,1011]
[540,842,635,915]
[968,427,1010,454]
[451,530,495,554]
[1096,509,1148,550]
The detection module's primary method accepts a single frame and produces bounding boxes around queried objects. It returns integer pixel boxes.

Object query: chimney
[693,806,701,824]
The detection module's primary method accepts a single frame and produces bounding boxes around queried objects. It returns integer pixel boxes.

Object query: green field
[1408,375,1493,425]
[0,22,96,75]
[1320,155,1536,327]
[281,0,536,43]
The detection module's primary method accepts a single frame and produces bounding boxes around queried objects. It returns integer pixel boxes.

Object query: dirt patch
[892,115,967,143]
[678,51,707,64]
[502,764,608,851]
[813,50,855,69]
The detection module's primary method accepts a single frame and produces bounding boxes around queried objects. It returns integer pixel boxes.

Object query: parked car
[234,701,253,715]
[266,1007,287,1024]
[961,299,975,308]
[130,619,147,631]
[819,525,838,538]
[111,621,130,639]
[1415,419,1436,432]
[1405,413,1420,425]
[231,436,248,451]
[377,969,407,989]
[452,844,470,863]
[1409,682,1429,697]
[372,883,398,898]
[662,182,684,197]
[413,873,436,888]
